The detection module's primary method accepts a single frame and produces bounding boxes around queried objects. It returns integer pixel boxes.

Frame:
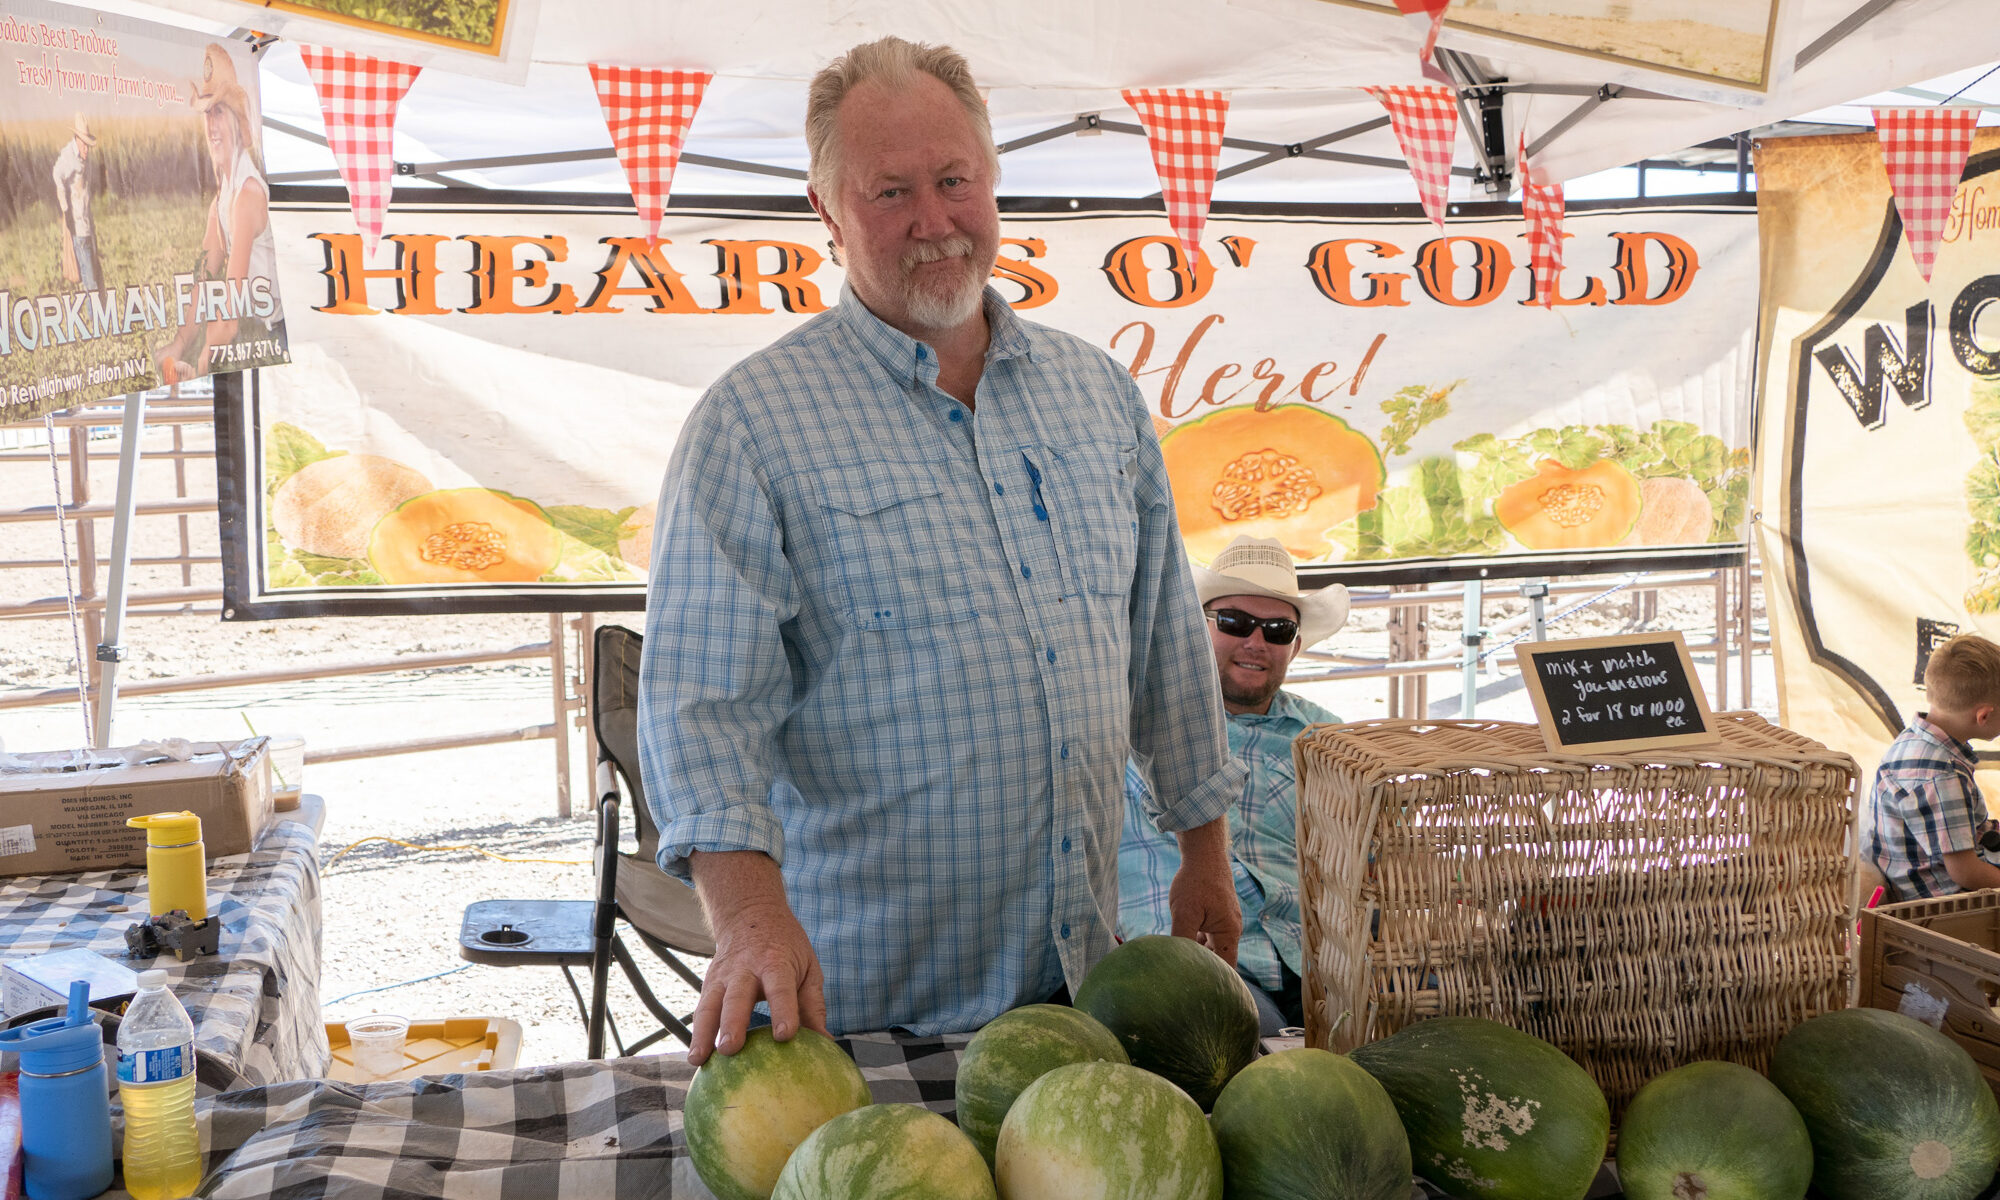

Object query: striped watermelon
[955,1004,1128,1168]
[1209,1048,1412,1200]
[682,1028,871,1200]
[995,1060,1222,1200]
[1615,1060,1811,1200]
[1073,935,1259,1110]
[772,1104,996,1200]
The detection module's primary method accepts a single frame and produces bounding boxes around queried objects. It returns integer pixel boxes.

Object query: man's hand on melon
[687,848,829,1065]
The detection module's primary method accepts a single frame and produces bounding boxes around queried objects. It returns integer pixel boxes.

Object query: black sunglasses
[1206,607,1299,645]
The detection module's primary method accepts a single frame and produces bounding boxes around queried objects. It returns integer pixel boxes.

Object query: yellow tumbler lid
[127,810,203,846]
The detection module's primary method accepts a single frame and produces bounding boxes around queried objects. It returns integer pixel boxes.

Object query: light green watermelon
[1615,1060,1811,1200]
[1770,1007,2000,1200]
[1348,1016,1609,1200]
[995,1060,1222,1200]
[955,1004,1128,1168]
[772,1104,996,1200]
[682,1028,872,1200]
[1209,1047,1412,1200]
[1073,934,1259,1110]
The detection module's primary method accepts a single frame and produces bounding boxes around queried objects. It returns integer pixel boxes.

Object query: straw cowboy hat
[191,42,252,132]
[70,113,95,146]
[1191,534,1351,649]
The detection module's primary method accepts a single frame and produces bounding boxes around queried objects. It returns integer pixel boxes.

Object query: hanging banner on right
[1755,129,2000,774]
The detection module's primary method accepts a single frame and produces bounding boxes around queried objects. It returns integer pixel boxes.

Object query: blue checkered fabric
[1120,690,1340,991]
[637,285,1241,1036]
[1865,715,1987,900]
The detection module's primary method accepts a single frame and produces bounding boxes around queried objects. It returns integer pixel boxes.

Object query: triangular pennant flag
[588,65,714,246]
[1394,0,1454,83]
[1365,85,1460,227]
[1874,106,1980,283]
[300,46,421,255]
[1519,136,1565,309]
[1122,88,1230,265]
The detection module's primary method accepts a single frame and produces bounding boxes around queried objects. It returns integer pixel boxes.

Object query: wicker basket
[1860,890,2000,1096]
[1295,713,1858,1111]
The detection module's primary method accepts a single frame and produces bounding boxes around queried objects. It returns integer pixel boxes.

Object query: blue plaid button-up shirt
[1866,714,1987,901]
[1120,690,1339,991]
[637,285,1242,1036]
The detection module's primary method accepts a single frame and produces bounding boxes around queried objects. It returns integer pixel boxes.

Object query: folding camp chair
[459,624,715,1057]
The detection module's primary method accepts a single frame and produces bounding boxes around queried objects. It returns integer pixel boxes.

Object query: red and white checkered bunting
[1874,107,1980,283]
[1365,85,1460,227]
[1520,139,1565,309]
[1394,0,1454,82]
[588,65,714,245]
[1122,89,1230,265]
[300,46,421,255]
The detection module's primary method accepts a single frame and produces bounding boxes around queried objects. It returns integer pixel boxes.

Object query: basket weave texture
[1296,713,1858,1110]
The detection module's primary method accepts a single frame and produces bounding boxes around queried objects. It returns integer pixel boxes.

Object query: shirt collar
[1913,713,1979,764]
[835,282,1036,390]
[1232,689,1310,730]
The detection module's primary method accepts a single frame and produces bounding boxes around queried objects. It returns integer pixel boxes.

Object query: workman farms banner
[0,0,289,423]
[214,190,1754,617]
[1757,129,2000,778]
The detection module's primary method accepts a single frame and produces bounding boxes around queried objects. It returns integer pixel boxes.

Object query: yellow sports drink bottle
[126,812,206,922]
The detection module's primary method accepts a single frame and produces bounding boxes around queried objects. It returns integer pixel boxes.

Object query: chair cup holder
[479,925,531,946]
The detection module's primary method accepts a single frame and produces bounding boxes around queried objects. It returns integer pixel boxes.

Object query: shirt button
[917,345,927,359]
[948,409,962,422]
[1060,924,1071,939]
[1021,564,1031,579]
[1060,744,1068,759]
[1061,836,1071,852]
[1046,649,1057,663]
[994,483,1004,495]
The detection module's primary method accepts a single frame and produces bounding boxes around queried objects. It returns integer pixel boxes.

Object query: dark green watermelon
[1073,935,1259,1110]
[1615,1060,1811,1200]
[1770,1007,2000,1200]
[1209,1047,1411,1200]
[1348,1016,1608,1200]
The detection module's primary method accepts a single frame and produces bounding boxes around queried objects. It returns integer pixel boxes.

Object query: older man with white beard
[638,36,1245,1063]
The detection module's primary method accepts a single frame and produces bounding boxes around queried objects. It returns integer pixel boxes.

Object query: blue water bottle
[0,980,116,1200]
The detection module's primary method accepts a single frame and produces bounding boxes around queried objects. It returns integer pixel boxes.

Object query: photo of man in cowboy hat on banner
[0,0,289,422]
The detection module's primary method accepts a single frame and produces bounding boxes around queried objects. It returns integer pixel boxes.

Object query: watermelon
[956,1004,1128,1168]
[682,1028,872,1200]
[771,1104,997,1200]
[1615,1060,1811,1200]
[1769,1007,2000,1200]
[1072,935,1259,1110]
[1348,1016,1609,1200]
[1209,1047,1412,1200]
[995,1060,1222,1200]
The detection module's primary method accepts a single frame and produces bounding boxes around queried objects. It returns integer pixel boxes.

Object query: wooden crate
[1861,889,2000,1097]
[1295,714,1858,1111]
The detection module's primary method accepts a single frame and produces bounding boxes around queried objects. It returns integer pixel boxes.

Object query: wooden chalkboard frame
[1514,631,1722,755]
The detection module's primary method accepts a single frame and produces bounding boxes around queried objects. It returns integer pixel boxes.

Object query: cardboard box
[0,947,139,1018]
[0,739,272,877]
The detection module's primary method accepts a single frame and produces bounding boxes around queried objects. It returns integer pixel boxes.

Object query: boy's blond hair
[1925,634,2000,712]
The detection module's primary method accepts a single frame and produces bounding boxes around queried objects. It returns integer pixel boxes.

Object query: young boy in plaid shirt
[1867,633,2000,900]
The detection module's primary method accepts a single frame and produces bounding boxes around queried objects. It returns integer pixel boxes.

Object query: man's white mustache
[902,236,977,272]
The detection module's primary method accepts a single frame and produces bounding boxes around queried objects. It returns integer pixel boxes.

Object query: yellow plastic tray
[325,1015,523,1083]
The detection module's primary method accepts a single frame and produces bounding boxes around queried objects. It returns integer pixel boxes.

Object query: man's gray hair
[805,36,998,210]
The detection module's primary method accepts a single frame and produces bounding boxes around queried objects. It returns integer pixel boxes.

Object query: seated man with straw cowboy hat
[1120,533,1349,1035]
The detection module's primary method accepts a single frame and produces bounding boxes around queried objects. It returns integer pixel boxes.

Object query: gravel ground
[1,416,1773,1069]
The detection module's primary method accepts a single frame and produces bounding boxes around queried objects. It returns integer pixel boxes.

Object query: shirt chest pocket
[1043,443,1141,598]
[814,466,979,631]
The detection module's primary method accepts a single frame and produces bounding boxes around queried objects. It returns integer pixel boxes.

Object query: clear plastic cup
[267,735,305,810]
[345,1014,409,1079]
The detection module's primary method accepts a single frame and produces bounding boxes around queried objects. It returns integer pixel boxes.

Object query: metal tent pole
[92,389,148,747]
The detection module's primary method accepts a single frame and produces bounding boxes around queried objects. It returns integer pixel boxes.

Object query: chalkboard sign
[1514,631,1720,754]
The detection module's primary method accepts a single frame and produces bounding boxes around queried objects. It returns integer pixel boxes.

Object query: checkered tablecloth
[0,810,329,1093]
[186,1031,1638,1200]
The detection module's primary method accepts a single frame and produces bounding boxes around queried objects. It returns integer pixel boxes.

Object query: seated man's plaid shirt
[1866,714,1987,900]
[1119,690,1339,992]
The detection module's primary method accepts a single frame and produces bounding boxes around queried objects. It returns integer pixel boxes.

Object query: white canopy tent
[85,0,2000,207]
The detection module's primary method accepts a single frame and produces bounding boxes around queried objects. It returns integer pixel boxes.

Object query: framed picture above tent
[1316,0,1795,97]
[142,0,541,80]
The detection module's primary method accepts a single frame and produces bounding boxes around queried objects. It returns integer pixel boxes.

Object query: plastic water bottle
[116,970,202,1200]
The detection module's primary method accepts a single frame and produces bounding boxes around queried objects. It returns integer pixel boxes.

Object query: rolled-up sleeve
[1118,382,1244,834]
[637,393,800,881]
